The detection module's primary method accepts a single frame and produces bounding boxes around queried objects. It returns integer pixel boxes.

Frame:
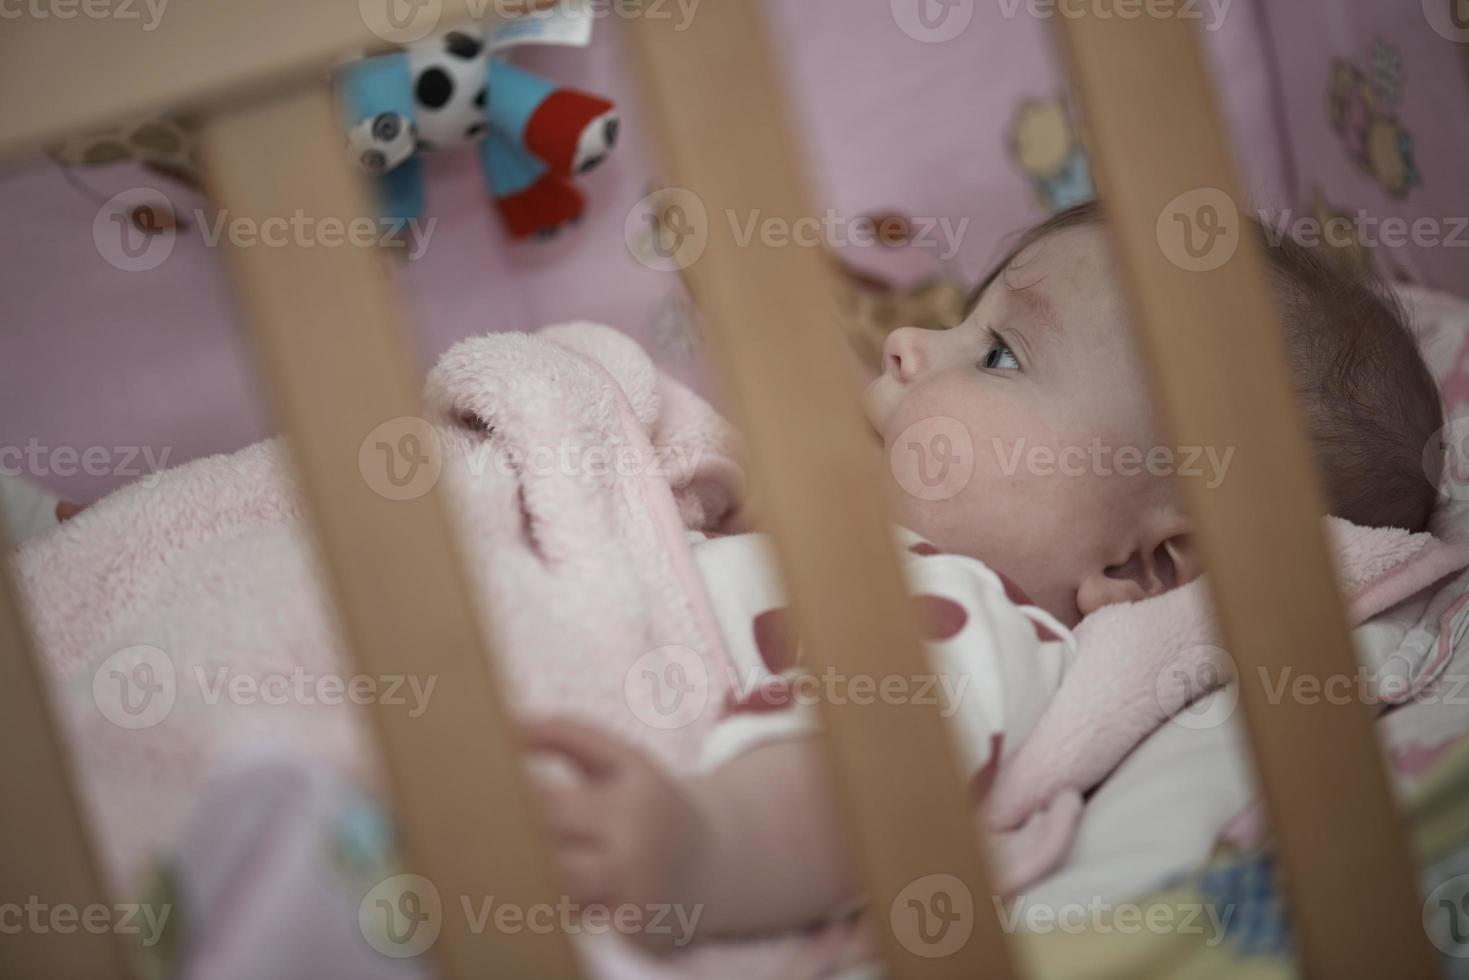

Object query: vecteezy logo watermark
[994,0,1233,31]
[93,646,177,730]
[1422,0,1469,43]
[626,187,709,273]
[359,0,443,43]
[0,897,172,948]
[0,439,172,488]
[890,416,976,502]
[1155,645,1238,731]
[360,874,443,958]
[891,0,975,43]
[1429,417,1469,501]
[93,188,177,273]
[360,416,446,502]
[1156,187,1240,272]
[891,874,974,958]
[992,438,1235,488]
[0,0,169,31]
[1425,874,1469,957]
[625,645,710,730]
[358,876,705,956]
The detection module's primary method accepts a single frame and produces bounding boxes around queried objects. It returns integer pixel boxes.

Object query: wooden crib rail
[1052,12,1437,979]
[0,525,134,979]
[197,82,583,980]
[0,0,501,160]
[622,8,1019,980]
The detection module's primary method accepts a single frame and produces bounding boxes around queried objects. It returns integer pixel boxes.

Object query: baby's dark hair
[966,200,1444,532]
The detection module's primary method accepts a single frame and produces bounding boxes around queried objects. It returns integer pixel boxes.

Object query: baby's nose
[882,326,928,383]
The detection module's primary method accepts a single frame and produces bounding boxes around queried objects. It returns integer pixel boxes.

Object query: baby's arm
[526,556,1072,946]
[526,720,862,945]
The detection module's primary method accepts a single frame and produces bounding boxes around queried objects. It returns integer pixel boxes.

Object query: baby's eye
[981,334,1021,371]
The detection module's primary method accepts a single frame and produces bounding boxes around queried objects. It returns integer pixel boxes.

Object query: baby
[525,200,1445,945]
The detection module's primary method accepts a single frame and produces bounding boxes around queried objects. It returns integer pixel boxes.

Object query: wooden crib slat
[0,0,500,161]
[1053,14,1436,978]
[623,9,1019,980]
[199,83,582,980]
[0,536,133,979]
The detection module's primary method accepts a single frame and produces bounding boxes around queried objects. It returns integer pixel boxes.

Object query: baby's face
[865,224,1183,626]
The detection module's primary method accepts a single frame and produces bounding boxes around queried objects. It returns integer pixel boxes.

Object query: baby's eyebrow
[1005,282,1062,338]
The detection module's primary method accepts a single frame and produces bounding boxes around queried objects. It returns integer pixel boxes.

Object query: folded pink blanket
[985,518,1469,889]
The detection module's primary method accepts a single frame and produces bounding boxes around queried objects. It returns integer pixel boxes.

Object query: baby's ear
[1154,532,1202,591]
[1076,522,1200,617]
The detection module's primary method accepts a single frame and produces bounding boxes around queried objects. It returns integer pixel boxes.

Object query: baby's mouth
[860,378,884,434]
[861,377,896,443]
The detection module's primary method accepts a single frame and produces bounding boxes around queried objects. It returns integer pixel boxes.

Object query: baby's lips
[861,377,895,437]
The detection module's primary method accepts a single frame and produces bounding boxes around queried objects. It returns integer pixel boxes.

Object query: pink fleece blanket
[21,323,882,980]
[985,518,1469,888]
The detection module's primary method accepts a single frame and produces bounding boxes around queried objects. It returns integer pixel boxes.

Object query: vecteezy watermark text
[358,0,701,45]
[357,875,704,958]
[0,439,171,488]
[892,0,1232,44]
[0,897,171,948]
[1261,209,1469,251]
[0,0,168,31]
[725,209,969,262]
[359,414,710,502]
[625,189,970,273]
[622,644,976,731]
[91,645,438,730]
[996,896,1234,942]
[996,0,1232,29]
[194,210,437,260]
[94,188,439,273]
[993,438,1235,488]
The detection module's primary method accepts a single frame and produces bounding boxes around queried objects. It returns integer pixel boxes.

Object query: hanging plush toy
[338,24,619,240]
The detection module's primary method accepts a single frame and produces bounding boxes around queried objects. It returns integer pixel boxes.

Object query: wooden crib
[0,3,1456,978]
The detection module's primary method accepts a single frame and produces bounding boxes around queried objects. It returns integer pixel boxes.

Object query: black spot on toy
[444,31,483,59]
[415,67,454,110]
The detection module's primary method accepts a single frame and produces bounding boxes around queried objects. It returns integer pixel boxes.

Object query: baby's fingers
[523,718,640,781]
[526,773,604,841]
[556,848,618,909]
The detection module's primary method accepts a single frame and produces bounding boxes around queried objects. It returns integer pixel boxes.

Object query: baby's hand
[523,719,713,950]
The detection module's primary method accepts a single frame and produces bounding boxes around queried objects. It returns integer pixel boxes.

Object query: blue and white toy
[338,25,619,239]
